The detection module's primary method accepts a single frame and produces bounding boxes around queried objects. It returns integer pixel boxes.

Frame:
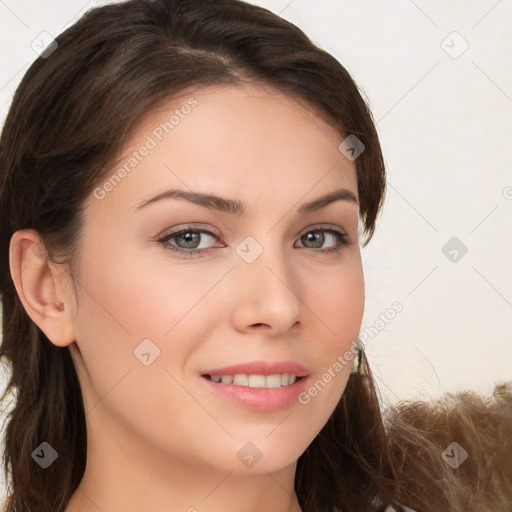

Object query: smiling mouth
[201,373,305,389]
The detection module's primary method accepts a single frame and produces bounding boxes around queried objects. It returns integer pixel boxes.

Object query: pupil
[179,232,199,248]
[305,232,323,248]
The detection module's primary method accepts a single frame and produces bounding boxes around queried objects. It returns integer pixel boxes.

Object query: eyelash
[157,226,351,258]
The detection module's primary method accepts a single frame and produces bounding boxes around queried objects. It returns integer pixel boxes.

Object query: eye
[295,227,350,253]
[157,225,351,258]
[157,227,221,257]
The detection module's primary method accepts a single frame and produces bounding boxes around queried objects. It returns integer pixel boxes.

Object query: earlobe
[9,229,76,347]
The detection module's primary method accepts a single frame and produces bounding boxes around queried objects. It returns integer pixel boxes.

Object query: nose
[230,243,302,335]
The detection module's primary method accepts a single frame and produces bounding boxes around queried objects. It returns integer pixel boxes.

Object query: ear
[9,229,76,347]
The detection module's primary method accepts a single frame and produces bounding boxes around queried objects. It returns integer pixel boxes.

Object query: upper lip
[202,360,310,377]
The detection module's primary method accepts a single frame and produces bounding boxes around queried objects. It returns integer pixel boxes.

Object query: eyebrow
[135,187,358,215]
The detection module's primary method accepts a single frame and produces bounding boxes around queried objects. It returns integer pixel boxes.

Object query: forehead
[85,83,357,216]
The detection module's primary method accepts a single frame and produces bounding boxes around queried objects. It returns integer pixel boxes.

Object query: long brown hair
[0,1,405,510]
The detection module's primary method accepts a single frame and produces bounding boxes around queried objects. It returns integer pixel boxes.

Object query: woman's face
[67,84,364,474]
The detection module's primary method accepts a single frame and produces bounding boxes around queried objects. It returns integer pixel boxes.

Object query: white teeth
[233,374,249,386]
[248,375,266,388]
[265,374,282,389]
[208,373,300,389]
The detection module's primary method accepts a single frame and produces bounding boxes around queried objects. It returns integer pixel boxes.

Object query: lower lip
[201,375,309,411]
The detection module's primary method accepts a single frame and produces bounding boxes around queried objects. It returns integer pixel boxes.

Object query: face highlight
[66,84,364,479]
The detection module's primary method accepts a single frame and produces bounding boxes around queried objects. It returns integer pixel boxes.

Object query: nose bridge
[231,234,301,331]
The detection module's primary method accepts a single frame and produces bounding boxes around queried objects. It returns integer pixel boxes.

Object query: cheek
[75,236,224,337]
[298,254,364,411]
[70,243,228,446]
[308,254,365,345]
[71,241,230,390]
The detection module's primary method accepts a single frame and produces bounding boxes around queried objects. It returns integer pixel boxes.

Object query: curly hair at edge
[385,382,512,512]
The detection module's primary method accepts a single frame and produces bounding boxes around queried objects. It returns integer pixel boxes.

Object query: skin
[10,83,364,512]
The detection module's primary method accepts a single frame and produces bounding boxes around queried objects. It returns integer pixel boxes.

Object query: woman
[1,0,416,510]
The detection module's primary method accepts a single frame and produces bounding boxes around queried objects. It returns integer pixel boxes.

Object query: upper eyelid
[161,223,347,237]
[158,224,220,238]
